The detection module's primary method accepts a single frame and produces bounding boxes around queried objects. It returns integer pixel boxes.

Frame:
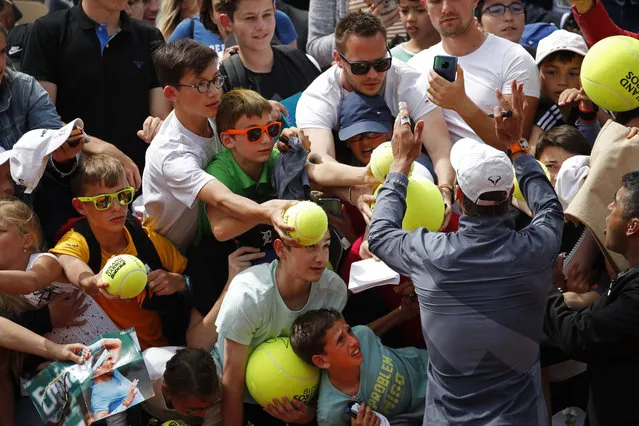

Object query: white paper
[349,258,400,294]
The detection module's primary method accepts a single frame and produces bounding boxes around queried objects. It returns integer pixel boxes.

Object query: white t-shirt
[142,111,224,251]
[296,60,437,132]
[24,253,118,345]
[214,260,348,367]
[142,346,222,426]
[408,34,540,144]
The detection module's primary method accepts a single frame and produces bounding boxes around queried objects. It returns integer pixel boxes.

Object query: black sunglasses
[338,48,393,76]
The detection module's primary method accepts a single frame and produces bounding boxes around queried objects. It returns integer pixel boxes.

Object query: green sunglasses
[77,187,135,210]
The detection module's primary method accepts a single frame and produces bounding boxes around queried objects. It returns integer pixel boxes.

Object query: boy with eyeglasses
[51,154,190,350]
[475,0,526,44]
[142,39,295,254]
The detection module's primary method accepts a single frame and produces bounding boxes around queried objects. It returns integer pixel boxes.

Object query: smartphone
[377,0,398,14]
[433,55,458,82]
[318,197,342,218]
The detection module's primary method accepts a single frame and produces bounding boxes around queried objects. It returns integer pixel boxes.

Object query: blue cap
[338,92,393,142]
[520,23,558,49]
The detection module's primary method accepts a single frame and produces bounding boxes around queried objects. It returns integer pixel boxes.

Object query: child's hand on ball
[558,87,593,109]
[263,396,315,424]
[91,272,121,301]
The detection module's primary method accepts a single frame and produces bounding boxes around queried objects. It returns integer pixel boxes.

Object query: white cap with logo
[10,119,84,193]
[535,29,588,65]
[450,138,514,206]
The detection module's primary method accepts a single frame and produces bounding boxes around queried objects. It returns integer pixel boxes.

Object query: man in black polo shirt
[21,0,171,172]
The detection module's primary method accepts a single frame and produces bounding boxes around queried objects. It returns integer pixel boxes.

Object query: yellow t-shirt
[50,226,188,350]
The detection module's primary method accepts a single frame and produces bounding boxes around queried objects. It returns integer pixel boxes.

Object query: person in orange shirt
[51,153,190,350]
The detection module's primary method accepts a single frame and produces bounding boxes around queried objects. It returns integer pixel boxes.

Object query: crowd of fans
[0,0,638,424]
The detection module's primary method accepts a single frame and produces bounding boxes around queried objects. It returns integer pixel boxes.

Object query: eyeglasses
[346,132,387,143]
[77,187,135,210]
[482,2,525,16]
[225,121,282,143]
[175,74,225,93]
[337,48,393,76]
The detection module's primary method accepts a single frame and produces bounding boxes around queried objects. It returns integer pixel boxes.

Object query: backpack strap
[220,50,251,92]
[272,45,321,86]
[124,216,163,272]
[189,16,196,39]
[71,218,102,274]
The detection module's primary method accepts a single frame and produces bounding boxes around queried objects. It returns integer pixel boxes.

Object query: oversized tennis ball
[513,161,551,201]
[246,337,320,407]
[101,254,147,299]
[580,36,639,112]
[373,175,444,231]
[282,201,328,246]
[369,141,414,183]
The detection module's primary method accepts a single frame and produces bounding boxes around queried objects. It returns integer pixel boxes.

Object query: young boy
[142,39,294,252]
[213,232,348,426]
[217,0,320,102]
[51,154,190,350]
[290,308,429,426]
[390,0,439,62]
[531,30,601,149]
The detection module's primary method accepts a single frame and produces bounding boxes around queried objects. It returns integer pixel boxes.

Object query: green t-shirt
[316,326,428,425]
[390,43,416,63]
[198,147,280,240]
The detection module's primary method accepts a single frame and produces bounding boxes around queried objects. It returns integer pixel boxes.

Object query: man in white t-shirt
[142,39,295,251]
[296,11,455,219]
[214,232,348,426]
[408,0,539,146]
[143,346,222,425]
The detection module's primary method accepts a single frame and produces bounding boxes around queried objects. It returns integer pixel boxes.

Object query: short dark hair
[534,125,592,160]
[153,39,218,87]
[621,171,639,220]
[290,309,343,366]
[219,0,274,20]
[460,191,512,217]
[164,348,220,400]
[539,50,583,67]
[335,11,387,54]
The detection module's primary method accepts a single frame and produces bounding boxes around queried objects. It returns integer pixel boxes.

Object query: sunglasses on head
[225,121,282,143]
[338,48,393,76]
[76,187,135,211]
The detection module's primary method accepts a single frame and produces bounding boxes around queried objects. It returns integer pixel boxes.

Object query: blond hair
[71,154,127,198]
[0,200,40,380]
[215,89,273,133]
[157,0,198,40]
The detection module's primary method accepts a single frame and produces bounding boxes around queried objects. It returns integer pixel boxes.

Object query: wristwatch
[506,138,529,157]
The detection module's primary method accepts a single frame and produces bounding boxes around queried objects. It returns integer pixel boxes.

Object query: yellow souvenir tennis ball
[101,254,147,299]
[282,201,328,246]
[513,161,551,201]
[246,337,320,407]
[373,175,444,231]
[580,36,639,112]
[369,141,414,183]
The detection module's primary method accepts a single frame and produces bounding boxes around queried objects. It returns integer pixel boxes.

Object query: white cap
[535,29,588,65]
[555,155,590,211]
[450,138,514,206]
[0,147,11,166]
[10,119,84,193]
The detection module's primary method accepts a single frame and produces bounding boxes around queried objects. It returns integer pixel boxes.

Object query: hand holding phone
[433,55,458,82]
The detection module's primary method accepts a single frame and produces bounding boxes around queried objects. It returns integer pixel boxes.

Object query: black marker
[488,111,513,118]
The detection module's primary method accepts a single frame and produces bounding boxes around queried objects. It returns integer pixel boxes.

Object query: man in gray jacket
[369,84,564,425]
